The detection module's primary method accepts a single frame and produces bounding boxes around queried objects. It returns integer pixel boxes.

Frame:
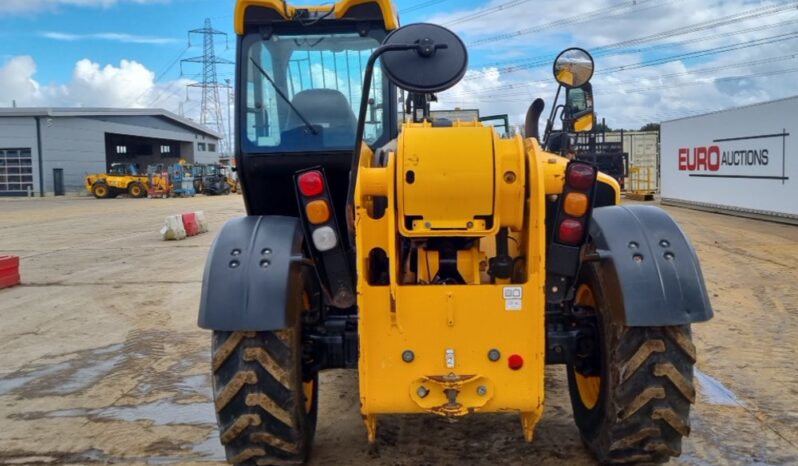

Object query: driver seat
[284,89,357,147]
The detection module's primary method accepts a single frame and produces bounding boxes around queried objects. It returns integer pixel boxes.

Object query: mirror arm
[345,42,421,249]
[542,85,562,147]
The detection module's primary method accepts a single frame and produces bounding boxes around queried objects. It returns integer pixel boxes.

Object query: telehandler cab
[198,1,713,464]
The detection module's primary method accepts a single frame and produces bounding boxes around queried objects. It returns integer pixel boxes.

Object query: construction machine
[85,163,148,199]
[198,1,713,465]
[194,163,234,196]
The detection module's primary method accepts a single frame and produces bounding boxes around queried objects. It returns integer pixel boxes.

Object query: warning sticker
[503,286,523,311]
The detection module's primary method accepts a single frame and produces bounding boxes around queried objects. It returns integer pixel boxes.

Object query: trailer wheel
[211,286,318,465]
[128,182,146,198]
[568,263,695,465]
[92,182,110,199]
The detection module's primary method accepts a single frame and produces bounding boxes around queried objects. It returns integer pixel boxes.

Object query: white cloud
[0,56,43,107]
[0,0,164,14]
[0,55,195,117]
[41,31,177,44]
[424,0,798,130]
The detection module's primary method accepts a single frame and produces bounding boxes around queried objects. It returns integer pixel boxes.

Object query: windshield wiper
[249,57,318,135]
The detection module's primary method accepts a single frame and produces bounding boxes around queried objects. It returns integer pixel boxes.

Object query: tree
[639,122,660,132]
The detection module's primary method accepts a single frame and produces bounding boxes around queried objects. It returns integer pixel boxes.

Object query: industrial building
[0,108,222,196]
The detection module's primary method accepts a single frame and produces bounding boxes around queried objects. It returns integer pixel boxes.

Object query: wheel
[128,182,146,198]
[211,285,318,465]
[92,182,110,199]
[567,262,696,465]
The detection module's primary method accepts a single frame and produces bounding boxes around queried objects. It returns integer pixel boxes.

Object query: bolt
[259,259,270,268]
[229,260,240,269]
[402,350,415,363]
[628,241,639,249]
[424,222,432,229]
[416,386,429,398]
[503,171,517,183]
[633,254,644,263]
[554,345,563,353]
[466,221,474,229]
[552,286,559,293]
[261,248,272,255]
[659,239,670,248]
[231,248,241,256]
[664,252,675,260]
[477,385,488,396]
[488,349,501,361]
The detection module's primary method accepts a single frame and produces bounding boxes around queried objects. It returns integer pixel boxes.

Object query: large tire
[211,272,319,466]
[92,182,110,199]
[128,182,146,198]
[567,263,696,465]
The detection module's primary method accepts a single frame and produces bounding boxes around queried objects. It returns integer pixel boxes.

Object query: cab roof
[235,0,399,35]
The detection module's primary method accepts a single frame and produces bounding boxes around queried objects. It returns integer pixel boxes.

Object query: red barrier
[0,255,20,289]
[182,212,199,237]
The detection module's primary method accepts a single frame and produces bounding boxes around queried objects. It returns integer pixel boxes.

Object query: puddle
[695,368,744,407]
[0,362,71,396]
[176,374,211,398]
[51,353,126,394]
[188,432,225,460]
[96,399,216,426]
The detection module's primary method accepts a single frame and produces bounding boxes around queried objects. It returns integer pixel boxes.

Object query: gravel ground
[0,195,796,465]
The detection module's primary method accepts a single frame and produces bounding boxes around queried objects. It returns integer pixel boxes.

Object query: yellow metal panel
[494,135,526,231]
[235,0,399,34]
[358,284,545,415]
[527,137,621,204]
[397,125,496,236]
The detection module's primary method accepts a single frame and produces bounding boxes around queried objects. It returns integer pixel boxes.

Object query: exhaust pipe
[525,98,545,141]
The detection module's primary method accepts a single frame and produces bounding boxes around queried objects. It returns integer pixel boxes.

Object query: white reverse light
[311,226,338,252]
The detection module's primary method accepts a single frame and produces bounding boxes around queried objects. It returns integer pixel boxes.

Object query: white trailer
[661,96,797,224]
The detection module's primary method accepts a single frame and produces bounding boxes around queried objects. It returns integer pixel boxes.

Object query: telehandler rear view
[198,1,713,464]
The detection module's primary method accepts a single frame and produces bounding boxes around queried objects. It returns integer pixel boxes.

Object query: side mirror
[553,48,594,89]
[565,83,595,133]
[381,23,468,93]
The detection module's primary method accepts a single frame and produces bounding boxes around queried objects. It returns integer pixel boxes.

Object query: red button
[508,354,524,370]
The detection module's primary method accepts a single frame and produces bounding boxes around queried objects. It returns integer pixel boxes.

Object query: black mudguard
[198,216,304,331]
[589,205,713,326]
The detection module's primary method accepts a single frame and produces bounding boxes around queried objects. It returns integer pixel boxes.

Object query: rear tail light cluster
[555,162,598,246]
[297,170,338,252]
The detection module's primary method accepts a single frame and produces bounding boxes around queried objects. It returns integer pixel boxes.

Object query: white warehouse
[0,108,222,196]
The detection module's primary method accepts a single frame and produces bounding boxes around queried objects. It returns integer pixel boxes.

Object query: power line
[401,0,452,14]
[468,0,669,46]
[466,3,798,80]
[443,0,534,26]
[458,21,798,96]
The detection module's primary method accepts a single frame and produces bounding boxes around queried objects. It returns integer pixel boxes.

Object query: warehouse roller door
[0,148,34,197]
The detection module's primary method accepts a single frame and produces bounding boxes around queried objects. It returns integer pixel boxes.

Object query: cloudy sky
[0,0,797,135]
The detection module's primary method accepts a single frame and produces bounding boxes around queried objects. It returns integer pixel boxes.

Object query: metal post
[225,79,232,156]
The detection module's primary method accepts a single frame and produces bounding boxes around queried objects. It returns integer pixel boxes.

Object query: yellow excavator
[197,1,713,464]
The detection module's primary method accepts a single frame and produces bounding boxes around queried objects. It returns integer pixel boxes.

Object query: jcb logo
[678,146,721,172]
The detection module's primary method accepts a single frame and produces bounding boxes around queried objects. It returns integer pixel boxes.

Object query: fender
[198,216,304,331]
[589,205,713,326]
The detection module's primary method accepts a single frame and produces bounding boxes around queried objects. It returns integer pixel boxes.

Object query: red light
[559,219,584,245]
[568,163,595,191]
[508,354,524,370]
[298,171,324,197]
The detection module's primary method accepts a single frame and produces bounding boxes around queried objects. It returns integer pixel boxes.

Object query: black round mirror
[553,48,594,88]
[381,23,468,93]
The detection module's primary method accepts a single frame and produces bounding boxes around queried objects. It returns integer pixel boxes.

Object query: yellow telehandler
[198,1,713,464]
[85,163,148,199]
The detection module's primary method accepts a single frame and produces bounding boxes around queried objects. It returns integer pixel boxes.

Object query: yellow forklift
[198,1,713,464]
